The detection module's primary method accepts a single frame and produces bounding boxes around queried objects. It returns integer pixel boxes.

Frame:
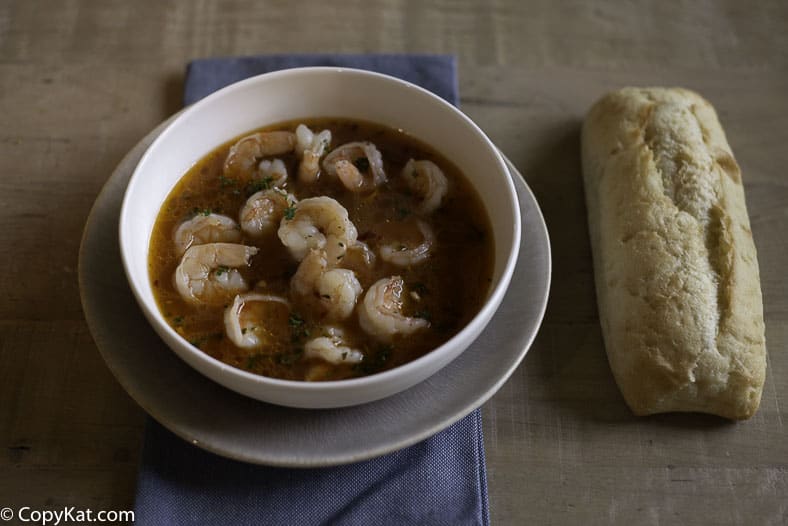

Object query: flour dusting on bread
[581,87,766,420]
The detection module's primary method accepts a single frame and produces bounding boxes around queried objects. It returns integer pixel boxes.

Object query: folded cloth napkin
[134,54,490,526]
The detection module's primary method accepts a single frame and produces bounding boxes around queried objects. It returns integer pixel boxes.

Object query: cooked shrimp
[358,276,430,341]
[174,243,258,305]
[173,213,242,256]
[257,158,288,188]
[224,293,290,349]
[317,269,363,320]
[304,327,364,365]
[291,249,362,321]
[402,159,448,214]
[295,124,331,183]
[378,219,435,267]
[223,131,296,179]
[277,196,358,262]
[323,142,386,191]
[239,189,296,237]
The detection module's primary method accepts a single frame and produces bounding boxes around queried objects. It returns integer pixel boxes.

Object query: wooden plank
[1,1,786,524]
[0,322,144,511]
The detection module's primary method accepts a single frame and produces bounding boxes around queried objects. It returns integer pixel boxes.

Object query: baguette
[581,87,766,420]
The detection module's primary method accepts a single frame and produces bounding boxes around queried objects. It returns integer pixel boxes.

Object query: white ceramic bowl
[119,67,521,408]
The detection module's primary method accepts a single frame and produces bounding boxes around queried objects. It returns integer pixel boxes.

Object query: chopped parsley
[219,175,236,188]
[288,313,305,328]
[246,176,274,195]
[215,265,229,276]
[288,312,310,341]
[191,207,213,217]
[284,204,297,220]
[276,348,304,365]
[190,333,222,347]
[355,344,393,375]
[246,353,264,370]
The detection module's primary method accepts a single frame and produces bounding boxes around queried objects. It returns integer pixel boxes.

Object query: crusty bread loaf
[581,87,766,420]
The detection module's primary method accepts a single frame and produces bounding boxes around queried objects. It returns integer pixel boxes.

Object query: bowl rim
[119,66,521,397]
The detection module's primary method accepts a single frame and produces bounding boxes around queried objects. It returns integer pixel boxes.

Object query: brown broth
[148,118,494,381]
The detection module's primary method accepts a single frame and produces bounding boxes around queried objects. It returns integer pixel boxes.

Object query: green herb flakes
[288,313,310,341]
[219,175,236,188]
[276,348,303,365]
[246,176,274,195]
[246,354,263,370]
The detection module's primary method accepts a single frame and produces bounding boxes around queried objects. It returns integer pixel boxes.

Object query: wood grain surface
[1,1,786,524]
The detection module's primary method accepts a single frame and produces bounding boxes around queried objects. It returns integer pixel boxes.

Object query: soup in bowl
[120,68,520,408]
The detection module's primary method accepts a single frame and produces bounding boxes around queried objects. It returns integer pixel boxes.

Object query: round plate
[78,119,551,467]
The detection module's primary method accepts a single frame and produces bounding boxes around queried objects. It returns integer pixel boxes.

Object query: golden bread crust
[581,87,766,420]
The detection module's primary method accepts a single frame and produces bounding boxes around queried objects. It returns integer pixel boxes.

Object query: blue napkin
[134,54,490,526]
[182,54,458,106]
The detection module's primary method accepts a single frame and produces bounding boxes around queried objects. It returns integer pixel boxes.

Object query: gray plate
[78,118,552,467]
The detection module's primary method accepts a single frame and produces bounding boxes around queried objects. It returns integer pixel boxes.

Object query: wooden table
[2,1,786,523]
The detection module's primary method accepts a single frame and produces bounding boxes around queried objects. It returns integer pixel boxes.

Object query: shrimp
[277,196,358,262]
[322,142,387,192]
[315,269,363,320]
[174,243,258,305]
[173,213,242,256]
[402,159,448,214]
[223,293,290,349]
[295,124,331,183]
[378,219,435,267]
[358,276,430,342]
[239,189,296,237]
[223,131,296,179]
[291,249,362,321]
[257,158,288,188]
[304,327,364,365]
